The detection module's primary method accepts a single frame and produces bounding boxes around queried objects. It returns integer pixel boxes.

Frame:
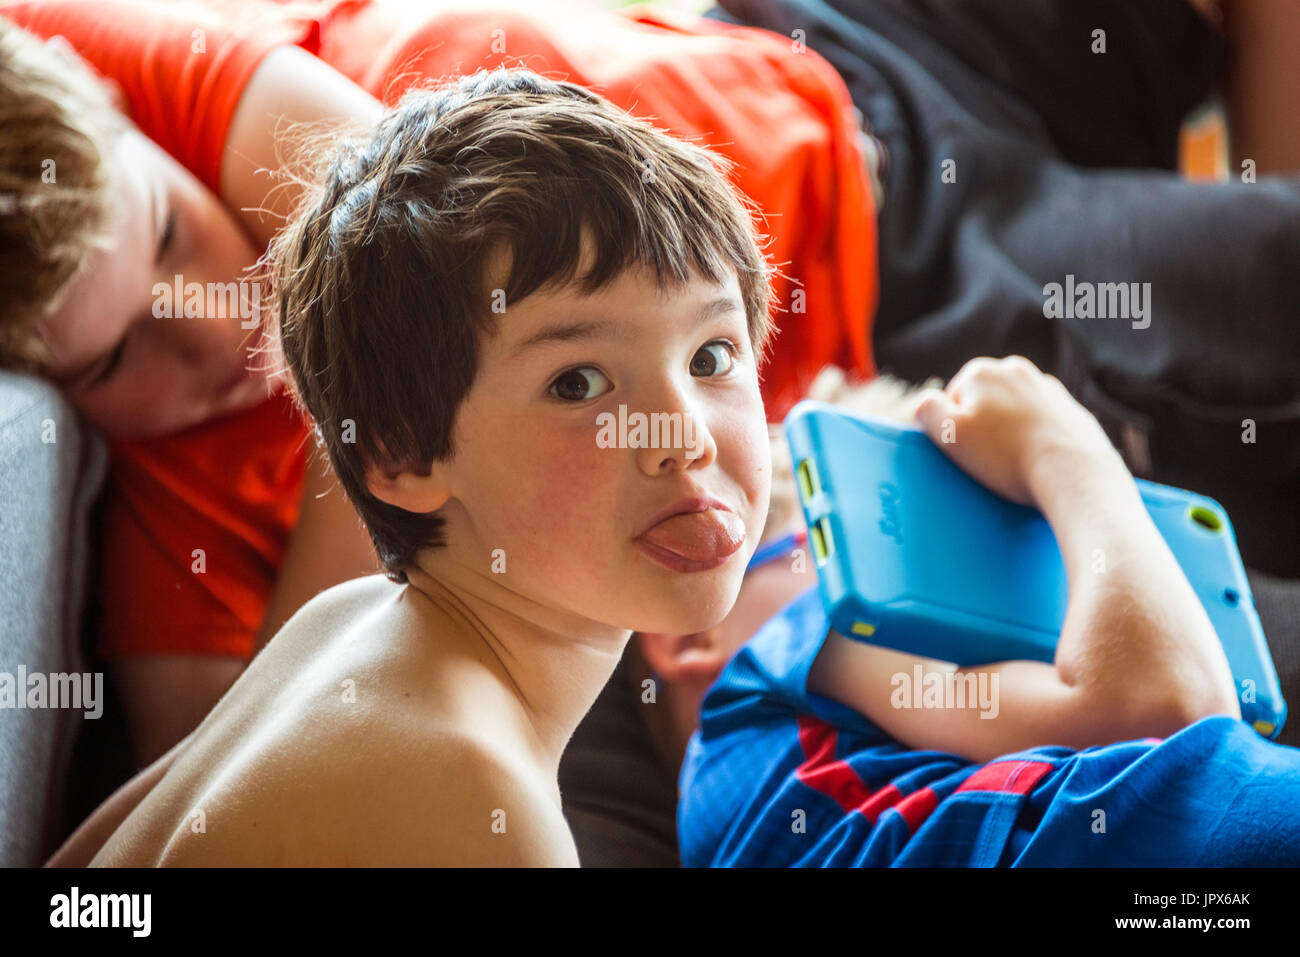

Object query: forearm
[1029,449,1240,728]
[810,357,1241,761]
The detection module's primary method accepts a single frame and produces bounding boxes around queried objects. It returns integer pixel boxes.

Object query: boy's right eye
[549,366,612,402]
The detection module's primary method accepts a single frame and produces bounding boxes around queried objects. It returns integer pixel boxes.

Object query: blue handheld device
[783,399,1287,740]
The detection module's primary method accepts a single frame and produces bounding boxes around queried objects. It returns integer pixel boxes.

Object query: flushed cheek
[481,436,619,560]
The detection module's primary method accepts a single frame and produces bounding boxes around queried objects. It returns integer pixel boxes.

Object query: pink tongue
[642,509,745,562]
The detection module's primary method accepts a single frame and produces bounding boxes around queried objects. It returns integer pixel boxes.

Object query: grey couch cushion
[0,372,106,866]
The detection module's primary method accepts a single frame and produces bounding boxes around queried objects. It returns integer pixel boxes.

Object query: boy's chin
[627,587,742,638]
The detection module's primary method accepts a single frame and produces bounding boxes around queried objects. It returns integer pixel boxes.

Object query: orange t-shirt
[3,0,878,659]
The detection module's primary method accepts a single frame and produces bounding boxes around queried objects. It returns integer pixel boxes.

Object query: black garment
[557,646,679,866]
[706,0,1300,578]
[1249,567,1300,750]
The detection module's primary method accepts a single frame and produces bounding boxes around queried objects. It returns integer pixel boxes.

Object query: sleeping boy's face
[428,240,772,639]
[34,127,270,438]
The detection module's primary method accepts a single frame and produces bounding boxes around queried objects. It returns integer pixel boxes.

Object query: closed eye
[89,337,127,388]
[76,195,175,391]
[159,206,178,261]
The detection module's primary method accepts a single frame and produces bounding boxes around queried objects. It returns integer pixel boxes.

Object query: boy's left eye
[691,340,737,377]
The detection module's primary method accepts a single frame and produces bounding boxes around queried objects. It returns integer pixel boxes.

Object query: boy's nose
[633,411,715,475]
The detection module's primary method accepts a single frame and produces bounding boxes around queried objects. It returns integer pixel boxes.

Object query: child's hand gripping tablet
[806,355,1243,764]
[910,355,1123,508]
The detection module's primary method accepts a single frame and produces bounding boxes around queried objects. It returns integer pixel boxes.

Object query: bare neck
[403,556,630,774]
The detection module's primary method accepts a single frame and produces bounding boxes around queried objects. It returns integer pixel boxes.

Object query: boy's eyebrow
[507,295,744,360]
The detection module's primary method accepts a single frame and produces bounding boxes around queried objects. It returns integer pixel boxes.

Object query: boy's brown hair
[270,67,778,582]
[0,17,126,369]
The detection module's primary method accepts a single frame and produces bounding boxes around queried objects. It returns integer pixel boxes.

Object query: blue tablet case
[784,400,1287,739]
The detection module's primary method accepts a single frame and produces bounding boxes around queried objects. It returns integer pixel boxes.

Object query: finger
[1001,354,1038,374]
[914,388,959,442]
[944,356,994,403]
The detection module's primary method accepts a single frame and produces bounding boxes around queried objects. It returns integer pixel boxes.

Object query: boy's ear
[363,458,453,514]
[637,629,731,686]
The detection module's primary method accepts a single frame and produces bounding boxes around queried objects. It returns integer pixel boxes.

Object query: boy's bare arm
[221,45,385,249]
[361,741,579,867]
[809,357,1240,764]
[1220,0,1300,176]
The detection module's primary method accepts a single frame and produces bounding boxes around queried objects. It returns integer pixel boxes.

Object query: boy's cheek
[528,452,619,537]
[72,374,196,439]
[473,432,619,545]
